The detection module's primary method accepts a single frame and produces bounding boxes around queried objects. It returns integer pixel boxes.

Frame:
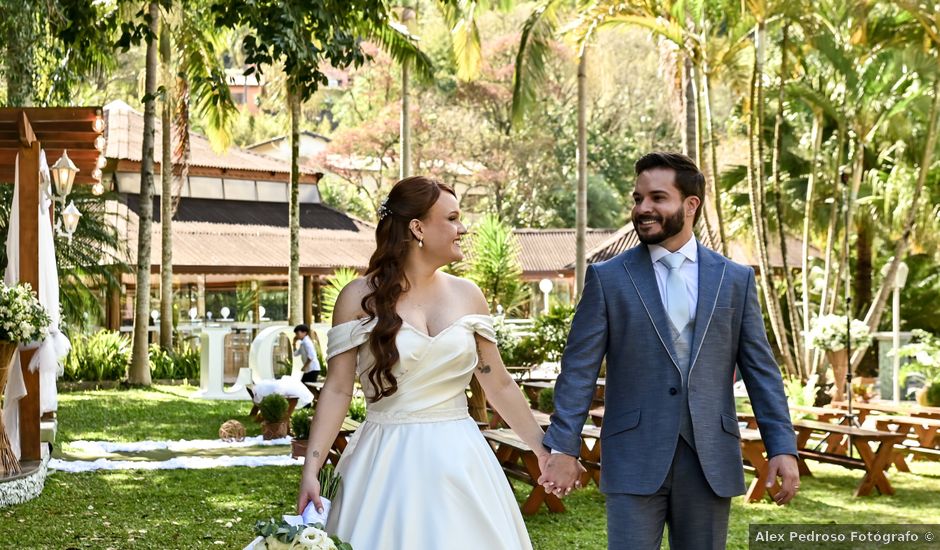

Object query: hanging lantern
[51,150,79,199]
[92,182,105,196]
[61,201,82,242]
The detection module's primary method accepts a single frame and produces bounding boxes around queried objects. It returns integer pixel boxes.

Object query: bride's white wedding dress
[324,314,532,550]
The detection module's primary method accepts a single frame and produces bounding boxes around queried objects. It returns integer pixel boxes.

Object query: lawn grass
[2,385,937,549]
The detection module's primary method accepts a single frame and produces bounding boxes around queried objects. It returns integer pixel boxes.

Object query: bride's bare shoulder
[442,273,489,314]
[333,277,371,326]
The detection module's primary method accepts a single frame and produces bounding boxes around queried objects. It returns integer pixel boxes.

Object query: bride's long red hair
[361,176,456,400]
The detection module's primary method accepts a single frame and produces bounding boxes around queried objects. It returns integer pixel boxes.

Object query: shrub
[290,407,314,440]
[532,305,574,362]
[259,394,290,423]
[926,383,940,407]
[348,396,367,422]
[62,330,131,381]
[537,387,555,413]
[148,337,201,380]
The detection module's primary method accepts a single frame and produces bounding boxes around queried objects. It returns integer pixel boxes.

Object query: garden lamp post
[539,278,554,315]
[60,201,81,243]
[892,262,909,403]
[50,150,78,200]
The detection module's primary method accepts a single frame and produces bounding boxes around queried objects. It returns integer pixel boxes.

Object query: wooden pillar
[302,275,313,327]
[106,282,121,331]
[196,275,206,318]
[17,113,41,461]
[312,277,322,323]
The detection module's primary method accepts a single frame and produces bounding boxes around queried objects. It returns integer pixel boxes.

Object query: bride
[296,176,548,549]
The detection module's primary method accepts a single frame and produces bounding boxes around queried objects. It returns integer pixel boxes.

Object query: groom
[540,152,799,549]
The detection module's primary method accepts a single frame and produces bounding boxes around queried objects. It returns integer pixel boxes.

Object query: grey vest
[669,318,696,450]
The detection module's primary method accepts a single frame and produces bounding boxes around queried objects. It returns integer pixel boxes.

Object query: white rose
[296,527,337,550]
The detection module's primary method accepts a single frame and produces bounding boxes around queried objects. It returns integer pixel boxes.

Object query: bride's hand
[297,471,324,515]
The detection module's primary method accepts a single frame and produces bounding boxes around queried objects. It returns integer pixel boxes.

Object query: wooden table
[829,401,940,422]
[303,381,325,401]
[740,427,781,503]
[328,418,361,465]
[792,419,906,496]
[789,404,850,451]
[483,429,565,515]
[521,381,554,409]
[589,406,605,427]
[872,414,940,449]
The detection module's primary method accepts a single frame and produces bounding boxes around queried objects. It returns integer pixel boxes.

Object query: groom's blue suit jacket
[544,242,797,498]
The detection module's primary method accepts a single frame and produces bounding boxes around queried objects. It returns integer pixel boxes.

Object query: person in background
[294,324,321,383]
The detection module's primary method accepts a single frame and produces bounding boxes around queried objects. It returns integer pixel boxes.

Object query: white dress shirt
[648,236,699,322]
[294,335,320,372]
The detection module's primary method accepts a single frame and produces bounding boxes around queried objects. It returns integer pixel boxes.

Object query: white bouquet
[245,465,350,550]
[0,282,51,344]
[807,314,872,352]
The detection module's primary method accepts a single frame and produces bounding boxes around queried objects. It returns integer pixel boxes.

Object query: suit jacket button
[669,387,678,395]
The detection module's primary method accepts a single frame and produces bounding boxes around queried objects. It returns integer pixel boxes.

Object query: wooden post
[302,275,313,327]
[312,277,322,323]
[106,282,121,331]
[17,112,41,461]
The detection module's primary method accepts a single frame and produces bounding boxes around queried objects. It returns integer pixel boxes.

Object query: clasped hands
[536,450,586,498]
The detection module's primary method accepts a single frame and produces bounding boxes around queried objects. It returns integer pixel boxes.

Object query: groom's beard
[632,206,685,245]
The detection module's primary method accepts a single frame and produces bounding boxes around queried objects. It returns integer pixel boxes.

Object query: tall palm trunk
[820,128,847,318]
[770,24,803,378]
[682,57,696,162]
[159,21,174,351]
[400,59,411,179]
[747,20,796,378]
[288,90,302,325]
[702,67,728,256]
[130,1,160,386]
[802,110,824,376]
[575,50,588,297]
[692,61,715,246]
[856,75,940,367]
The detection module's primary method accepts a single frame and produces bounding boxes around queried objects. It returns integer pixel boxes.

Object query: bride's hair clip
[377,197,394,221]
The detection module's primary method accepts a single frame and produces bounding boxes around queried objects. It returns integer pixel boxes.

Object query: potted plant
[259,394,290,440]
[290,407,314,458]
[896,329,940,406]
[0,282,51,475]
[807,314,872,402]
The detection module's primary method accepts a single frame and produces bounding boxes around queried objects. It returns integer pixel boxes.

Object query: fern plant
[463,214,526,315]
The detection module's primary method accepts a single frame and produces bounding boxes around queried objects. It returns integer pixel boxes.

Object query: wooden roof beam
[17,111,36,147]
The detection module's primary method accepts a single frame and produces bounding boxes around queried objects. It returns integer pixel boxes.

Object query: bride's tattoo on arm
[311,450,320,458]
[476,341,492,374]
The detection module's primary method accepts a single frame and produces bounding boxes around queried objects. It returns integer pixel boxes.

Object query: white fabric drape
[2,151,69,460]
[36,150,70,414]
[3,154,26,459]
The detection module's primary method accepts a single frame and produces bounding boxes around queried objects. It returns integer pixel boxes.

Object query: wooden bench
[829,401,940,422]
[739,427,781,504]
[894,444,940,462]
[521,381,554,409]
[483,429,564,515]
[328,418,361,465]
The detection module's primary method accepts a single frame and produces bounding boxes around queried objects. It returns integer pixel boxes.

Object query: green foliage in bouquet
[538,387,555,414]
[318,464,342,500]
[291,407,314,440]
[253,518,353,550]
[0,281,51,344]
[62,330,130,381]
[347,396,366,422]
[259,394,290,423]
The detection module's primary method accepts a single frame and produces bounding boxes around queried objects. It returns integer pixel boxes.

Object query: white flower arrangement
[0,282,51,344]
[807,314,872,352]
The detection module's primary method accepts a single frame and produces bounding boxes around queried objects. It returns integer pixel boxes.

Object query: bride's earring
[418,239,424,248]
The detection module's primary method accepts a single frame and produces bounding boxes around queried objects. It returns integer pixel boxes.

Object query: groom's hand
[767,454,800,505]
[538,451,585,497]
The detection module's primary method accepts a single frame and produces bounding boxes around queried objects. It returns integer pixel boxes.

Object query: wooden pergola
[0,107,103,467]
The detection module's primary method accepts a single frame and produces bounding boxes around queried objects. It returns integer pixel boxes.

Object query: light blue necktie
[660,252,690,330]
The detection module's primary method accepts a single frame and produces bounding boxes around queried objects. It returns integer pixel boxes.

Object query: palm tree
[129,0,160,386]
[157,1,237,348]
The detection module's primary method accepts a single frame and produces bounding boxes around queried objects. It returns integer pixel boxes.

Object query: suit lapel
[690,244,726,369]
[623,246,681,372]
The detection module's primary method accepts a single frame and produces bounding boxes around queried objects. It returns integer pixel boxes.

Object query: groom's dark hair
[635,152,706,224]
